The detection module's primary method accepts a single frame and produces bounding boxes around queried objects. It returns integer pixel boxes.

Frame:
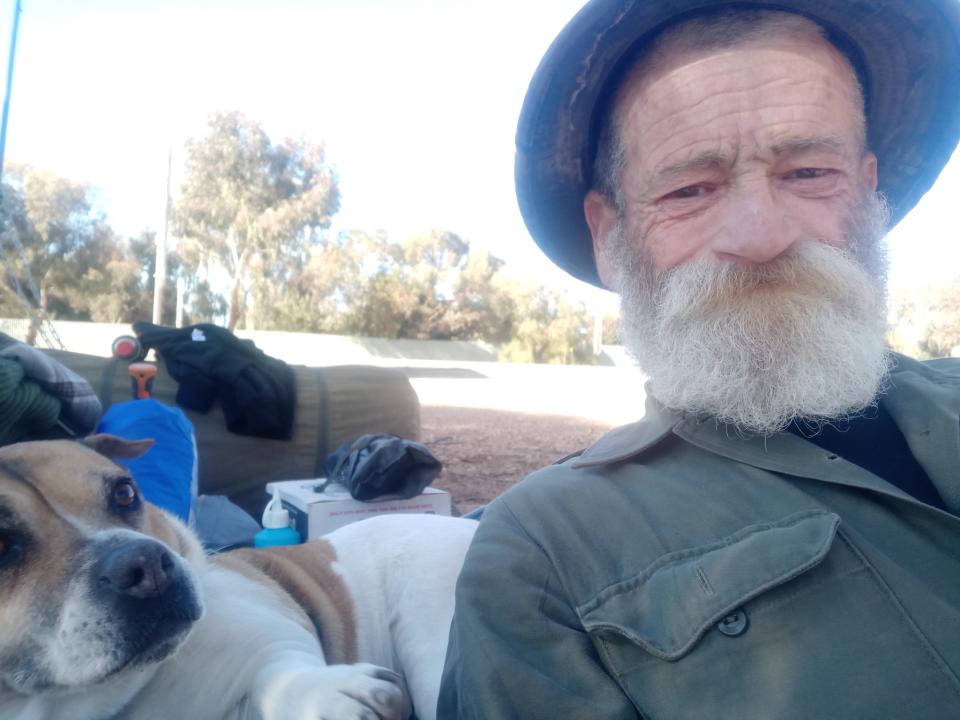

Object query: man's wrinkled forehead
[610,11,867,142]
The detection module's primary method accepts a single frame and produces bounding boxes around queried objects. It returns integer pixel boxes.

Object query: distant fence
[0,319,635,367]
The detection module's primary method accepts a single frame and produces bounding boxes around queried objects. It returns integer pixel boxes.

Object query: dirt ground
[420,405,615,515]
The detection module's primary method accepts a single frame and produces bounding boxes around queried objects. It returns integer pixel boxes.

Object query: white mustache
[609,192,893,435]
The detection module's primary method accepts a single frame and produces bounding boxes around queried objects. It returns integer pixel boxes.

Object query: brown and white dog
[0,436,476,720]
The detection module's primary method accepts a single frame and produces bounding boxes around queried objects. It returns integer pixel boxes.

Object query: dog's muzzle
[92,538,202,665]
[97,539,181,601]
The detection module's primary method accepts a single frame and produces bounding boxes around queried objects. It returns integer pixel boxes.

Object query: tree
[892,281,960,358]
[254,227,489,340]
[0,166,152,338]
[250,223,594,363]
[123,231,175,323]
[921,284,960,357]
[0,178,36,319]
[323,229,514,342]
[445,249,511,342]
[240,228,383,334]
[600,311,622,346]
[59,224,146,323]
[391,230,468,339]
[499,283,595,364]
[173,111,340,330]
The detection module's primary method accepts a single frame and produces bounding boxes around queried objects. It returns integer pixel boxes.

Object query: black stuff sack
[322,433,442,501]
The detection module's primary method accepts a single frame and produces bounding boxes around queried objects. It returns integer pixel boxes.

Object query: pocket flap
[578,510,840,661]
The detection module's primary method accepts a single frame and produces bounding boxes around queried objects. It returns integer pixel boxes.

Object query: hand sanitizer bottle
[254,488,301,547]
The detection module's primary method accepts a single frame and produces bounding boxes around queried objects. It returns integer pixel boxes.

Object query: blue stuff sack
[96,399,198,523]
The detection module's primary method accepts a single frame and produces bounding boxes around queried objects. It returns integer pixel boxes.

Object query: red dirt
[420,405,615,515]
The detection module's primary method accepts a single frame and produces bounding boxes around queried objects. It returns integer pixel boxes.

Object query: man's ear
[81,434,154,460]
[859,151,878,192]
[584,189,619,288]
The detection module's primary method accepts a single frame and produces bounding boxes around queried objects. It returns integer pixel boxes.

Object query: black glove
[321,433,442,501]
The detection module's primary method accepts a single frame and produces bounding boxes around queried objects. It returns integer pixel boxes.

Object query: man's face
[584,29,892,434]
[587,31,877,276]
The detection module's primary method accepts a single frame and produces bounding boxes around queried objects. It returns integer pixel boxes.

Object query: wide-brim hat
[516,0,960,287]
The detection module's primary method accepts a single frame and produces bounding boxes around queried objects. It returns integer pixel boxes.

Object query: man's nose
[710,183,800,264]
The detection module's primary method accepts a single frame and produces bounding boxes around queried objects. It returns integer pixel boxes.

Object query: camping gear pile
[0,324,429,549]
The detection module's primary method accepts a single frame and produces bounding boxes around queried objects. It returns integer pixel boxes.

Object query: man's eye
[786,168,831,180]
[662,184,712,201]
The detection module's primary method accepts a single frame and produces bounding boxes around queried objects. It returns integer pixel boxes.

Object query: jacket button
[717,609,749,637]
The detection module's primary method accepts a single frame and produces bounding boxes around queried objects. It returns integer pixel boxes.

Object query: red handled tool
[128,362,157,400]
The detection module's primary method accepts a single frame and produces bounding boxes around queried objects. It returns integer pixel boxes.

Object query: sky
[1,0,958,315]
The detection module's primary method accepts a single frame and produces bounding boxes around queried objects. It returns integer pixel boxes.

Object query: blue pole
[0,0,23,179]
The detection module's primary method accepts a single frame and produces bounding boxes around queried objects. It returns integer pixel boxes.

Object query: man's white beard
[608,192,892,435]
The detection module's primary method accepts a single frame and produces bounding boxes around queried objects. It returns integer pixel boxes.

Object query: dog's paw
[253,661,405,720]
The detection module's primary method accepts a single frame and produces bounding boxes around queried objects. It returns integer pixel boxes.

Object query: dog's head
[0,435,205,695]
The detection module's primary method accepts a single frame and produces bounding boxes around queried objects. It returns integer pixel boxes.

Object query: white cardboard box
[265,479,452,539]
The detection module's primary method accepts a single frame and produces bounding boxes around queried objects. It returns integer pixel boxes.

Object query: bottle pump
[254,488,301,547]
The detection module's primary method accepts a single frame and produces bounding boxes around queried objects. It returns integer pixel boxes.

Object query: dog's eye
[0,533,23,568]
[112,479,140,510]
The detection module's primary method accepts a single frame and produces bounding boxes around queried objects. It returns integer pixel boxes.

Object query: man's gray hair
[591,8,867,210]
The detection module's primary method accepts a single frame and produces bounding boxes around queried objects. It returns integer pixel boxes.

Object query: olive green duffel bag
[47,349,420,517]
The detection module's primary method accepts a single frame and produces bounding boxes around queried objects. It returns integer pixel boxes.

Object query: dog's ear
[81,434,155,460]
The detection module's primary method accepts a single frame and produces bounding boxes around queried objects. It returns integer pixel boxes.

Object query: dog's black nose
[97,539,177,600]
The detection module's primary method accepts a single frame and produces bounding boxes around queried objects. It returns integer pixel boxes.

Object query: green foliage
[237,220,597,364]
[0,167,161,328]
[1,166,98,316]
[173,111,340,330]
[1,115,607,364]
[498,283,595,365]
[601,311,621,346]
[325,229,514,344]
[891,282,960,359]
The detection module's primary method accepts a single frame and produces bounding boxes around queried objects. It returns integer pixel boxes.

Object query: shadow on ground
[421,404,616,515]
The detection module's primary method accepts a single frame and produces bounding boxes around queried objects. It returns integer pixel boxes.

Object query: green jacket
[439,354,960,719]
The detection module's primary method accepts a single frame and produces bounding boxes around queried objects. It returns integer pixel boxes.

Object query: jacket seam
[746,560,867,619]
[496,497,644,717]
[580,513,838,660]
[587,519,830,660]
[840,529,960,699]
[594,635,652,720]
[579,509,833,615]
[497,498,577,622]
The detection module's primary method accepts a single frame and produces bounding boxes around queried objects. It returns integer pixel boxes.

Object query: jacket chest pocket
[578,510,960,720]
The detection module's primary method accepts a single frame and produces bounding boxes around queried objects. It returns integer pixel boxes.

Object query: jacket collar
[881,354,960,510]
[571,390,680,468]
[570,354,960,514]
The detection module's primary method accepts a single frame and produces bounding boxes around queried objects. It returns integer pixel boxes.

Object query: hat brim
[516,0,960,287]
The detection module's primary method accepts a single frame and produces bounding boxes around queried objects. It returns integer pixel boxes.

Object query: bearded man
[439,1,960,718]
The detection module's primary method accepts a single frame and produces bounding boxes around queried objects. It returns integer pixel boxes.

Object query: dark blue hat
[515,0,960,286]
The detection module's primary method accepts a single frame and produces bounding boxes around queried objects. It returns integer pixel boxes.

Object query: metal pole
[593,310,603,356]
[152,147,171,324]
[175,275,185,328]
[0,0,23,178]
